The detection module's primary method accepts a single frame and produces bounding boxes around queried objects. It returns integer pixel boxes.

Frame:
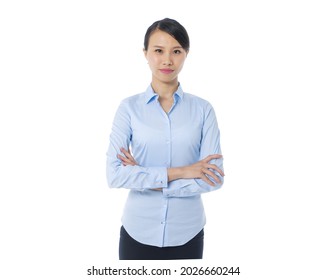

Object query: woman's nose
[163,54,172,66]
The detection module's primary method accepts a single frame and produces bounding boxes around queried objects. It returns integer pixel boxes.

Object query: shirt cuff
[162,177,223,197]
[162,179,194,197]
[151,167,168,189]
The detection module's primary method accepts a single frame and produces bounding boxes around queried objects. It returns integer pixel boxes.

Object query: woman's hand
[168,154,224,186]
[117,147,138,166]
[117,147,162,191]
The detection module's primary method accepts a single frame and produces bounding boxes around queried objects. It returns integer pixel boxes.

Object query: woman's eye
[155,49,162,53]
[174,50,181,54]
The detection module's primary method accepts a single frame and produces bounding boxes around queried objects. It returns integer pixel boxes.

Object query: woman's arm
[164,102,224,197]
[106,101,168,191]
[167,154,224,185]
[118,148,224,185]
[119,148,224,191]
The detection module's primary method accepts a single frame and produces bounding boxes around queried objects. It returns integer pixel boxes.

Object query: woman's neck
[151,80,179,100]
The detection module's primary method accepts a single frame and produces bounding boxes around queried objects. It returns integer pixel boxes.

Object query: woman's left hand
[117,147,138,166]
[117,147,162,191]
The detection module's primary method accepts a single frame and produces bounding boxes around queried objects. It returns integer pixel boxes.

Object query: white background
[1,0,326,279]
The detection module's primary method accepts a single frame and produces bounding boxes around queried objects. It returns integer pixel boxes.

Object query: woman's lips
[159,69,174,74]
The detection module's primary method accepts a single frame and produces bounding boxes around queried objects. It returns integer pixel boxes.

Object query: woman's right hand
[168,154,224,186]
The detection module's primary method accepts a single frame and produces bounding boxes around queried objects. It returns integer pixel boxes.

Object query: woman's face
[144,29,188,85]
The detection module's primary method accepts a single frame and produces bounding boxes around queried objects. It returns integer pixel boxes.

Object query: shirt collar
[144,84,184,104]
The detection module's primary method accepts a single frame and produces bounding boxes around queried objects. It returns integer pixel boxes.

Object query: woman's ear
[143,48,149,63]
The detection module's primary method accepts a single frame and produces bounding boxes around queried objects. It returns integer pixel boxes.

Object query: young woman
[106,18,224,260]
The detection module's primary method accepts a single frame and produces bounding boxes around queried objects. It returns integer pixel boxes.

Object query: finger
[120,147,133,159]
[202,154,223,163]
[202,168,221,184]
[205,163,225,177]
[117,154,127,162]
[120,148,138,165]
[117,154,135,166]
[200,173,215,186]
[121,159,135,166]
[120,147,130,158]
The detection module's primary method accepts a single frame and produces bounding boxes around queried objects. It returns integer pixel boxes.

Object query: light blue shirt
[106,84,224,247]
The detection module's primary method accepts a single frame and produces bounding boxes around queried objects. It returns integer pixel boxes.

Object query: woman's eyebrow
[151,45,183,49]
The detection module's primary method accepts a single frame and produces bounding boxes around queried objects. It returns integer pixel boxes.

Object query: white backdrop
[1,0,326,279]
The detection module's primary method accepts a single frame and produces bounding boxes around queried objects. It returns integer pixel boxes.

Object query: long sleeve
[162,102,224,197]
[106,100,168,190]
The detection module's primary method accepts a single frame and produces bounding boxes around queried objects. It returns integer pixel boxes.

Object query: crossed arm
[118,147,224,190]
[107,100,224,196]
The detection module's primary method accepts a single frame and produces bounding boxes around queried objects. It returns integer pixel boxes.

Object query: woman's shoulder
[183,92,214,109]
[119,92,145,106]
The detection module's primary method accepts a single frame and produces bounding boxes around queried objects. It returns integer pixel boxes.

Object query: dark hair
[144,18,190,52]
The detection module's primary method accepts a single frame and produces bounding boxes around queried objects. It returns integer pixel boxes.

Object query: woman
[106,18,224,260]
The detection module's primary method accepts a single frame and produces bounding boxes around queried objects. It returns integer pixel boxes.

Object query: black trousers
[119,226,204,260]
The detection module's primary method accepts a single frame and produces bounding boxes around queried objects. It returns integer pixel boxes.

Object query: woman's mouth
[159,69,174,74]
